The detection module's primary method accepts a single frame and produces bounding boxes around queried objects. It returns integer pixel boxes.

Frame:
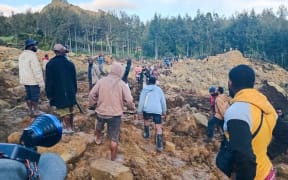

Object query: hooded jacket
[215,94,230,120]
[89,62,134,116]
[137,84,167,115]
[223,89,277,180]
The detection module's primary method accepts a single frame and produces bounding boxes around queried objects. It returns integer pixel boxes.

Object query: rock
[90,158,133,180]
[262,64,274,71]
[167,95,185,108]
[275,163,288,178]
[7,131,21,143]
[0,99,11,109]
[267,81,287,97]
[165,141,176,154]
[7,85,25,96]
[193,113,208,127]
[38,133,92,163]
[171,111,197,134]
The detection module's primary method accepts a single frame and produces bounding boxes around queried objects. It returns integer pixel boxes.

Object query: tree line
[0,5,287,68]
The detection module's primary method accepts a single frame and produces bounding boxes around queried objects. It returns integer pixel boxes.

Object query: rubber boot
[143,125,150,139]
[156,134,163,152]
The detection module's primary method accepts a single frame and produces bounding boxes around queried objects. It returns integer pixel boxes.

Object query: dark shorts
[24,85,40,102]
[143,112,162,124]
[96,116,121,143]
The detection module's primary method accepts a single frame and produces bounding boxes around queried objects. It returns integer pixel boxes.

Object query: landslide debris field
[1,46,288,179]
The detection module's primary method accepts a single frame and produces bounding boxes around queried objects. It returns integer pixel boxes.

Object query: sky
[0,0,287,22]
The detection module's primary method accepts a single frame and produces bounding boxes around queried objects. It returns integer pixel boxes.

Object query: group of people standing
[18,40,288,179]
[87,56,167,160]
[205,65,288,180]
[19,39,77,134]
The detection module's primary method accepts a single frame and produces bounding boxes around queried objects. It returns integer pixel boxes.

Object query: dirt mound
[0,47,288,179]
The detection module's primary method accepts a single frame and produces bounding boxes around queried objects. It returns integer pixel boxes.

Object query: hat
[0,153,67,180]
[229,64,255,89]
[53,44,69,53]
[25,39,38,48]
[209,86,216,93]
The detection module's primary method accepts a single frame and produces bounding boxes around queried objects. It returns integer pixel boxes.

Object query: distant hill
[41,0,101,16]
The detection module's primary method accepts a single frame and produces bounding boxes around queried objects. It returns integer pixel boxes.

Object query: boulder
[38,133,93,163]
[193,113,208,127]
[7,131,21,143]
[171,110,198,135]
[0,99,11,109]
[165,141,176,154]
[90,158,133,180]
[267,81,287,97]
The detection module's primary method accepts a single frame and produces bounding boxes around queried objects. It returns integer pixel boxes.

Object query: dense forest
[0,0,287,68]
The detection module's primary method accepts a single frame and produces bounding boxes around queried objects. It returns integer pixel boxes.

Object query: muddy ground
[0,47,288,179]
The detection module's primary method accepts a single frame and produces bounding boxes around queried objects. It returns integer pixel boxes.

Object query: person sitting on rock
[137,76,167,152]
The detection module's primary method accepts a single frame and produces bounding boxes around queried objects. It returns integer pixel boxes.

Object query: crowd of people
[17,38,288,179]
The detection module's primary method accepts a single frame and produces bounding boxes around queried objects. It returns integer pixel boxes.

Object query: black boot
[156,134,163,152]
[143,126,150,139]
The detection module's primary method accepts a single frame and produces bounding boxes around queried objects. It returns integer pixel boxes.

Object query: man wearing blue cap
[18,39,44,117]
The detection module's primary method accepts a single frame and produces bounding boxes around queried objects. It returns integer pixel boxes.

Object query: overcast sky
[0,0,287,21]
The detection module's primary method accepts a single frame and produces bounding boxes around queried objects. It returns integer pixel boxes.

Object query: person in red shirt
[209,86,217,114]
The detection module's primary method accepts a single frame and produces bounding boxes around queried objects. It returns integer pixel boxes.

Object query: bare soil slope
[0,47,288,179]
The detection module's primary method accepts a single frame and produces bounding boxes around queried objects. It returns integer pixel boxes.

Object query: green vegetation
[0,1,287,68]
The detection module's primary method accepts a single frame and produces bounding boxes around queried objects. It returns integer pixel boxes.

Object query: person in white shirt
[18,39,44,116]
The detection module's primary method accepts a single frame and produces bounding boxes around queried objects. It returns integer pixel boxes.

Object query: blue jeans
[207,116,224,138]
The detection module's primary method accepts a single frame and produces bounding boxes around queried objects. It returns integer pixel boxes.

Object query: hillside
[0,46,288,179]
[41,0,101,16]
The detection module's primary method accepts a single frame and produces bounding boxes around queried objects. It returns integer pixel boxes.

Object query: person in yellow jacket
[205,86,230,142]
[217,64,288,180]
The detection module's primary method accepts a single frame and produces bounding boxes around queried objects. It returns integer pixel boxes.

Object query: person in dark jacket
[88,57,93,90]
[122,59,132,85]
[45,44,77,134]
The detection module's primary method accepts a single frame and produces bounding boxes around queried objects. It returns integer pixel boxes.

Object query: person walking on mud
[97,53,105,75]
[205,87,230,143]
[18,39,44,117]
[122,58,132,86]
[208,86,218,115]
[45,44,77,134]
[137,76,167,152]
[88,56,101,91]
[89,62,135,161]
